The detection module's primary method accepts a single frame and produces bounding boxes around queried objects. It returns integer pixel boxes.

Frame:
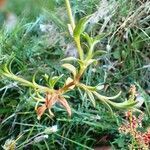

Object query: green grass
[0,0,150,149]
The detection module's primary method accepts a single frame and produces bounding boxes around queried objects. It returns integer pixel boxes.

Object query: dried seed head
[2,139,16,150]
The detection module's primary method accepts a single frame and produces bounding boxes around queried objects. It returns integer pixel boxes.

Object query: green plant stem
[2,72,53,93]
[74,36,84,60]
[59,81,75,93]
[65,0,75,30]
[65,0,84,60]
[76,65,86,80]
[59,65,87,93]
[86,44,94,60]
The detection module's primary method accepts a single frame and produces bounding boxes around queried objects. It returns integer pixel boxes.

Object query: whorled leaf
[50,75,64,88]
[44,74,64,88]
[36,93,72,119]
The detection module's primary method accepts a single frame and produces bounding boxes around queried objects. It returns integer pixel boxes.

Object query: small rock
[5,12,17,31]
[65,43,78,58]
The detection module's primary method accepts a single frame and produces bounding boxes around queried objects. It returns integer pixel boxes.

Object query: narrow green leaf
[50,74,64,88]
[32,72,38,86]
[86,90,96,107]
[86,59,97,67]
[101,100,114,115]
[61,57,78,62]
[82,33,93,46]
[62,63,77,78]
[93,91,121,100]
[73,15,91,38]
[93,91,136,109]
[106,99,137,109]
[93,50,107,58]
[95,33,107,41]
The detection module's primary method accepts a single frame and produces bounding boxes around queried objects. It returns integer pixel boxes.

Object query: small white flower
[135,94,144,108]
[96,85,104,91]
[92,68,96,73]
[90,115,101,120]
[95,115,101,120]
[50,125,58,133]
[44,125,58,134]
[106,44,111,52]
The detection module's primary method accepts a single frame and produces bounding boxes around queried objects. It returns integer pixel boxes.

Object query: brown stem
[59,81,75,93]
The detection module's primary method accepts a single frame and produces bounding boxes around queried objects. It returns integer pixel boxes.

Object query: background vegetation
[0,0,149,149]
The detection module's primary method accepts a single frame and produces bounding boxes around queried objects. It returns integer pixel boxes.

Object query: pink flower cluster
[143,130,150,146]
[119,111,150,149]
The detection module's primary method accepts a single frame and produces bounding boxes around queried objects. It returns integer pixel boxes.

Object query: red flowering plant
[118,85,150,149]
[119,111,150,149]
[0,0,137,120]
